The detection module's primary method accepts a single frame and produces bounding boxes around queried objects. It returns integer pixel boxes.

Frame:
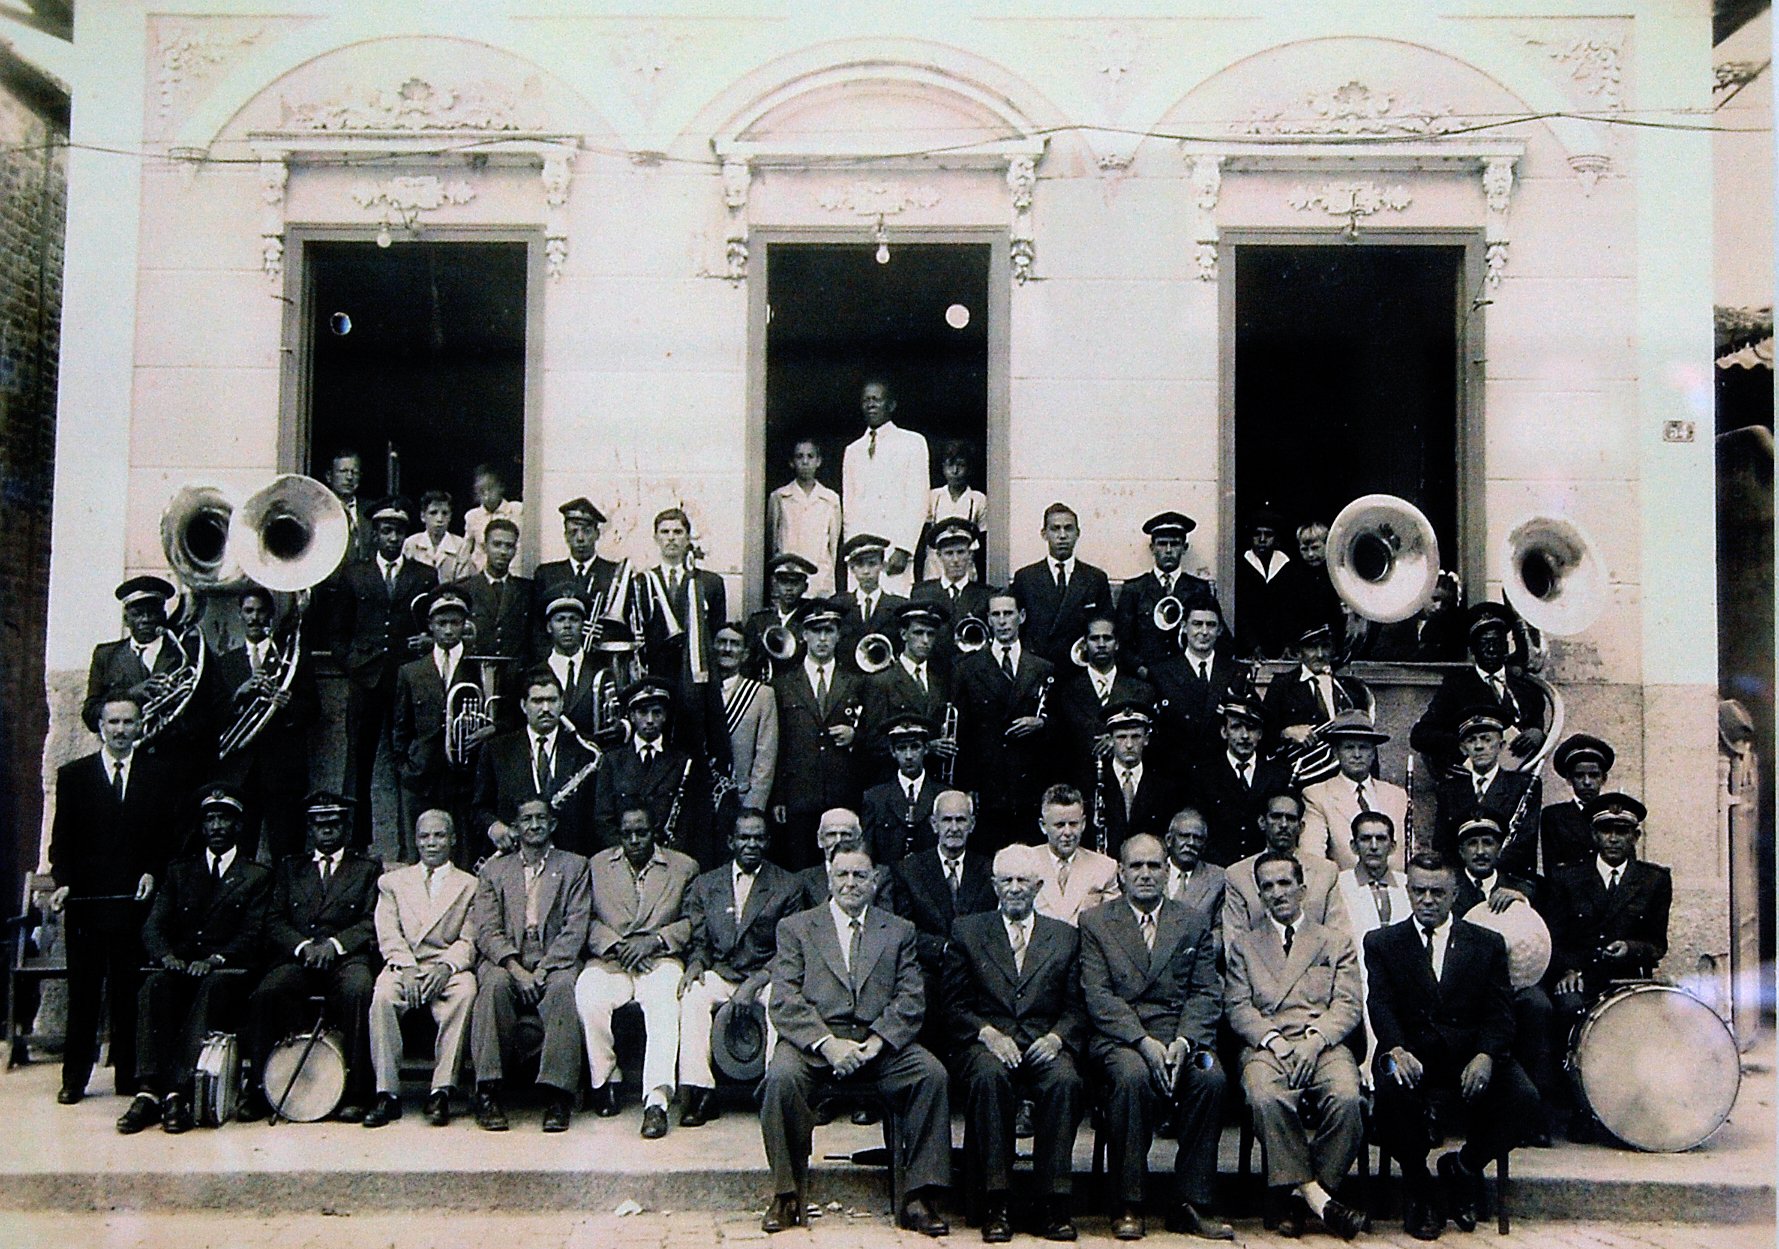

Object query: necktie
[566,657,579,693]
[945,858,961,896]
[1607,867,1621,896]
[949,584,959,607]
[1054,564,1066,594]
[384,561,397,594]
[862,593,874,622]
[211,854,223,884]
[424,865,437,901]
[1422,924,1438,974]
[319,855,333,889]
[641,744,657,765]
[1009,921,1028,973]
[847,917,864,983]
[867,429,877,457]
[249,644,263,675]
[1490,674,1506,702]
[1371,881,1392,924]
[1139,910,1156,950]
[1096,677,1109,706]
[1162,573,1174,597]
[1000,647,1015,679]
[906,780,918,804]
[815,667,829,713]
[1121,769,1137,819]
[1056,859,1071,894]
[1193,659,1206,683]
[440,651,455,688]
[914,664,927,693]
[1238,761,1252,790]
[1282,923,1295,957]
[1355,782,1372,813]
[1475,772,1488,797]
[111,760,125,801]
[535,737,550,791]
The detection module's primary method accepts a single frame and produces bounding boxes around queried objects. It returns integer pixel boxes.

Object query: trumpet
[445,657,512,768]
[856,633,895,674]
[934,703,961,785]
[955,616,989,653]
[584,559,634,655]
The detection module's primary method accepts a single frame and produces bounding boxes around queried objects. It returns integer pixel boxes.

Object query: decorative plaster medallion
[1188,154,1223,282]
[349,175,477,215]
[154,23,263,125]
[814,183,943,216]
[611,25,684,116]
[1084,27,1145,118]
[259,158,288,284]
[1286,181,1412,219]
[1007,156,1038,285]
[1522,33,1623,111]
[1247,81,1455,137]
[283,77,533,132]
[720,159,751,283]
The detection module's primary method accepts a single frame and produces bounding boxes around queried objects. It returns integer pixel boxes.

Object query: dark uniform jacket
[1541,799,1597,872]
[943,910,1088,1054]
[1010,559,1112,668]
[1094,757,1187,860]
[391,653,453,795]
[830,589,909,672]
[1147,652,1237,764]
[860,773,943,864]
[49,751,182,928]
[265,849,381,969]
[860,661,951,781]
[951,647,1055,818]
[1181,752,1293,867]
[769,663,865,818]
[1545,858,1671,989]
[213,641,317,750]
[1050,667,1155,782]
[326,557,438,690]
[528,556,620,650]
[449,570,533,663]
[1409,666,1550,770]
[591,740,715,868]
[471,727,601,856]
[910,579,993,673]
[1433,767,1541,876]
[142,852,272,967]
[892,848,997,973]
[1114,569,1218,676]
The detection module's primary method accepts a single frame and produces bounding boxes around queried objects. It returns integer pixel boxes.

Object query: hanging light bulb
[874,215,890,265]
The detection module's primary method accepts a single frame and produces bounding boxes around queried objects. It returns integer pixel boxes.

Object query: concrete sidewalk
[4,1037,1772,1224]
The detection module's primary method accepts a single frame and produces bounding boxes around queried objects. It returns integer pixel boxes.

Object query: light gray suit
[1031,845,1121,926]
[470,846,591,1093]
[371,861,479,1094]
[1224,914,1364,1191]
[1224,851,1348,936]
[1299,775,1410,873]
[1166,860,1227,957]
[722,676,779,810]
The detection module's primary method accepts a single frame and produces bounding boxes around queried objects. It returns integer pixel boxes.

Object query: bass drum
[262,1028,347,1123]
[1570,983,1740,1151]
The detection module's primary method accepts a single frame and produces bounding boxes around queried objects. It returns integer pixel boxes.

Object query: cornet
[756,623,799,679]
[934,703,961,785]
[855,632,895,674]
[1069,637,1091,668]
[954,616,989,653]
[1152,595,1185,635]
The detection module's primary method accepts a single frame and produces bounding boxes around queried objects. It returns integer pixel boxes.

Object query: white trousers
[676,971,777,1087]
[369,966,477,1094]
[575,958,682,1106]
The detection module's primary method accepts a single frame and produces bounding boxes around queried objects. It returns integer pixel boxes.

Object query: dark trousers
[1094,1043,1227,1208]
[1511,985,1563,1124]
[218,743,307,864]
[62,914,143,1094]
[246,959,376,1104]
[955,1042,1084,1197]
[1370,1051,1540,1180]
[135,968,248,1095]
[344,674,395,846]
[470,963,584,1094]
[760,1041,952,1199]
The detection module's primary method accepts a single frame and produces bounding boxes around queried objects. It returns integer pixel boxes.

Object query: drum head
[1466,901,1551,990]
[262,1030,347,1123]
[1575,986,1740,1152]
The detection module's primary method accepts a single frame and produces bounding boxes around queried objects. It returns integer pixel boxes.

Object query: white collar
[900,654,927,678]
[1153,564,1180,583]
[1003,911,1034,939]
[1467,762,1500,787]
[1090,664,1115,685]
[1475,663,1507,685]
[1269,913,1301,945]
[1227,750,1255,774]
[528,726,558,750]
[209,846,237,876]
[1596,856,1627,888]
[434,642,463,662]
[1419,914,1453,938]
[901,771,925,792]
[1115,759,1143,782]
[829,898,869,933]
[804,656,833,681]
[1050,555,1076,576]
[1128,899,1162,927]
[1469,869,1497,892]
[312,848,342,865]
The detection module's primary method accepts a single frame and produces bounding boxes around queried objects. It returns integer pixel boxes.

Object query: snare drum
[1569,983,1739,1151]
[193,1031,239,1127]
[262,1028,347,1123]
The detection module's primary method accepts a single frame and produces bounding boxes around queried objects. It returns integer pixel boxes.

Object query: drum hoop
[1572,981,1740,1151]
[262,1028,348,1122]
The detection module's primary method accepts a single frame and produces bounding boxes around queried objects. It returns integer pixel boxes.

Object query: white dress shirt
[1002,912,1035,972]
[733,860,758,918]
[828,900,871,973]
[131,635,165,673]
[102,748,135,799]
[1421,914,1453,980]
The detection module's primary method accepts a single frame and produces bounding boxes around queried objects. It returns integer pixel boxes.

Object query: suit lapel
[1107,904,1151,979]
[811,908,851,986]
[851,909,893,989]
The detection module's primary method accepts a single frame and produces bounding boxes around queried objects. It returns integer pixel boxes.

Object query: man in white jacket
[842,379,930,596]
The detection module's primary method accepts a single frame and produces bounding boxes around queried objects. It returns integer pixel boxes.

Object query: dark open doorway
[763,242,991,591]
[305,241,527,509]
[1232,242,1464,582]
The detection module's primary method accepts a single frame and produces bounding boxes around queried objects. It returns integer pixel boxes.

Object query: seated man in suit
[469,799,592,1133]
[1052,615,1154,780]
[1183,696,1292,866]
[1031,783,1121,927]
[472,668,601,858]
[243,791,382,1123]
[1260,624,1371,767]
[893,789,996,1051]
[1080,833,1231,1241]
[1409,603,1548,773]
[1225,792,1348,935]
[1366,853,1540,1241]
[1146,603,1235,766]
[575,804,700,1138]
[365,809,479,1129]
[1096,701,1182,858]
[592,677,714,867]
[1541,733,1616,872]
[759,843,952,1236]
[1225,851,1366,1240]
[1010,502,1112,668]
[1334,811,1412,1072]
[676,811,805,1127]
[1300,712,1409,873]
[712,624,778,816]
[1163,808,1227,942]
[860,713,942,864]
[1432,707,1541,875]
[391,589,480,862]
[118,784,270,1135]
[943,843,1088,1243]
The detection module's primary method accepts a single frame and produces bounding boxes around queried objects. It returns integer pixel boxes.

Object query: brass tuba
[142,484,242,745]
[1326,494,1442,625]
[855,632,895,673]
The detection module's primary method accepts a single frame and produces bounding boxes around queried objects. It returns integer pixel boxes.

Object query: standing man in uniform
[911,519,991,674]
[768,607,865,870]
[841,378,931,597]
[1542,734,1617,871]
[1052,615,1154,785]
[1183,696,1292,867]
[215,585,316,864]
[831,534,908,668]
[530,498,620,654]
[952,592,1054,854]
[1410,603,1548,773]
[1115,512,1219,680]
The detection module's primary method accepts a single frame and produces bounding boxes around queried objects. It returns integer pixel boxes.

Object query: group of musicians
[46,492,1675,1242]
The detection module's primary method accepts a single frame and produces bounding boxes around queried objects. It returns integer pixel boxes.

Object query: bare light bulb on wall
[874,215,889,265]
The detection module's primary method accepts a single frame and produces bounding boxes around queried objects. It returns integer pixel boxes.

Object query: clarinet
[1091,755,1110,856]
[662,758,693,848]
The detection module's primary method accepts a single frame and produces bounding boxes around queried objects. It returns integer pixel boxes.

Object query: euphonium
[954,616,989,653]
[1326,494,1441,625]
[444,658,511,768]
[855,633,895,674]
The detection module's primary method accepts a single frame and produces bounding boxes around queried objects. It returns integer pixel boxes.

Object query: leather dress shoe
[56,1086,84,1106]
[640,1105,669,1139]
[1437,1152,1479,1233]
[362,1093,402,1128]
[542,1095,572,1133]
[1165,1201,1235,1240]
[1276,1193,1305,1239]
[236,1093,268,1123]
[589,1083,621,1118]
[335,1102,368,1124]
[1320,1196,1364,1241]
[812,1098,837,1125]
[116,1094,161,1135]
[981,1202,1012,1243]
[424,1090,451,1127]
[161,1092,194,1134]
[1039,1200,1077,1242]
[1110,1205,1145,1241]
[1404,1191,1446,1241]
[474,1088,509,1132]
[851,1103,880,1126]
[899,1194,949,1237]
[679,1086,716,1127]
[761,1192,804,1233]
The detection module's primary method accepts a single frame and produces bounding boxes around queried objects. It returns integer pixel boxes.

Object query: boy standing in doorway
[768,439,843,598]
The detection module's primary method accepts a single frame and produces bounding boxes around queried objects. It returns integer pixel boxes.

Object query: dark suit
[326,557,438,838]
[1115,569,1219,676]
[1262,667,1372,744]
[135,852,271,1094]
[910,579,993,672]
[1546,858,1671,996]
[1051,667,1154,782]
[744,602,816,677]
[1453,873,1561,1125]
[860,773,942,865]
[1540,800,1596,872]
[1234,556,1307,660]
[637,565,727,678]
[1010,559,1112,668]
[893,849,996,977]
[48,750,180,1094]
[831,589,908,672]
[1364,918,1540,1171]
[944,911,1087,1198]
[1147,653,1236,764]
[213,642,316,863]
[1079,897,1226,1209]
[762,904,951,1198]
[952,647,1056,853]
[390,652,461,855]
[450,571,533,664]
[1434,768,1542,876]
[1096,758,1186,860]
[471,728,601,857]
[1409,667,1551,771]
[860,661,951,782]
[1182,753,1292,867]
[769,663,866,870]
[528,556,619,654]
[246,849,382,1106]
[84,633,221,790]
[591,741,716,868]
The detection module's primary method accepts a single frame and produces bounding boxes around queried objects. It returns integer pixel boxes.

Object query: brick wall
[0,82,66,914]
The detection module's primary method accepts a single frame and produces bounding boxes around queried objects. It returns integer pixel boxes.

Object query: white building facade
[44,3,1723,978]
